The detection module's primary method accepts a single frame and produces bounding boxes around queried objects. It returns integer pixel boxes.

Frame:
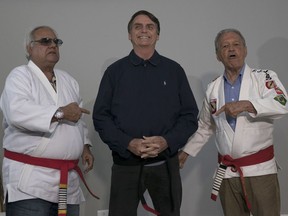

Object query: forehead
[219,32,242,43]
[34,28,56,39]
[132,14,155,25]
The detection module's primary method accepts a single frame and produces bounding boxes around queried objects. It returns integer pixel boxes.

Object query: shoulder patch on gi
[253,69,287,106]
[274,95,287,106]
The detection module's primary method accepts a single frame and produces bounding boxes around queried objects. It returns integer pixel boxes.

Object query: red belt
[4,149,99,216]
[213,145,274,210]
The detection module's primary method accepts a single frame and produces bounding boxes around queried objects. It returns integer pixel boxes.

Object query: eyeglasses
[31,38,63,46]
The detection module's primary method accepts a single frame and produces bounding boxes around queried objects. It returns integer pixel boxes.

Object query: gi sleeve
[250,70,288,119]
[183,94,216,157]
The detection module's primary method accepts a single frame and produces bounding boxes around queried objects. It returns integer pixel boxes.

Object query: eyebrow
[133,23,155,27]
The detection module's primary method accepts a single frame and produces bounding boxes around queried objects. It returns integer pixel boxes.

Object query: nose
[228,44,235,51]
[141,26,148,32]
[50,41,58,47]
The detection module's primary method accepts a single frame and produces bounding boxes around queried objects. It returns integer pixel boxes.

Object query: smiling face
[216,32,247,73]
[27,27,60,71]
[128,14,159,51]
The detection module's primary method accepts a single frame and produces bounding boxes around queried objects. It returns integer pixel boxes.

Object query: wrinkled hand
[140,136,168,159]
[81,144,94,174]
[178,150,189,169]
[127,138,146,157]
[128,136,168,159]
[215,100,256,118]
[62,102,90,123]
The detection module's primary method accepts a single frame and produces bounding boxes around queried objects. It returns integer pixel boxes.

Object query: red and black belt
[4,149,99,216]
[211,145,274,210]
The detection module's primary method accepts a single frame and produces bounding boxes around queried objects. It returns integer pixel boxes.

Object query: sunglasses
[32,38,63,46]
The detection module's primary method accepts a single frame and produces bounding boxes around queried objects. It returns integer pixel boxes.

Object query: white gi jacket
[183,64,288,178]
[0,60,91,204]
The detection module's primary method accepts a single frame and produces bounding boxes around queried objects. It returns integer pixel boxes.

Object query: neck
[40,66,55,81]
[133,47,155,60]
[31,59,56,79]
[36,62,55,81]
[225,69,240,84]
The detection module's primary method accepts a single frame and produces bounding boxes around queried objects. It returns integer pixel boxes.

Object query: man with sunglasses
[0,26,95,216]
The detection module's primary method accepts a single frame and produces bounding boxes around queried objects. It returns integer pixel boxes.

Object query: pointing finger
[80,108,90,115]
[214,105,225,116]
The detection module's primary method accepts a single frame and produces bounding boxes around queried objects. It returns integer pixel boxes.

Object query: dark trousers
[109,155,182,216]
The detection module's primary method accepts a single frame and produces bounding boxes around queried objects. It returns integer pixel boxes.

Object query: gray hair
[25,26,58,60]
[214,28,246,52]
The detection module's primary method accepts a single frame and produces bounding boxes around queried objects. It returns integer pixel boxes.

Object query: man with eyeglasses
[0,26,97,216]
[93,10,198,216]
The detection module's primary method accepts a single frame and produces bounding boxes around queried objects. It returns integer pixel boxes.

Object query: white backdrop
[0,0,288,215]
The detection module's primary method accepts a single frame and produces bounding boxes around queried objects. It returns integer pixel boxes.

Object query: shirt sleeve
[92,69,132,158]
[162,68,199,155]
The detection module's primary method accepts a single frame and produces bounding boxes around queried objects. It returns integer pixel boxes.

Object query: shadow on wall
[187,70,223,110]
[99,58,120,77]
[257,37,288,215]
[79,57,120,215]
[257,37,288,87]
[0,113,4,212]
[0,172,3,212]
[80,99,112,216]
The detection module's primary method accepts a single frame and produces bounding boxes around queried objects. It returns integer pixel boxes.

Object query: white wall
[1,0,288,215]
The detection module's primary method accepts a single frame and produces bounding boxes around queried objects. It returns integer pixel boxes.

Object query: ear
[128,33,131,41]
[216,52,221,62]
[244,47,247,58]
[26,45,32,56]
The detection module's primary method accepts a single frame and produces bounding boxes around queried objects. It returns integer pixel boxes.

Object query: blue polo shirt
[223,65,245,131]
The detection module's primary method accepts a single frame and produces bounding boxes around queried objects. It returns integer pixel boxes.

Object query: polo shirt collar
[129,50,160,66]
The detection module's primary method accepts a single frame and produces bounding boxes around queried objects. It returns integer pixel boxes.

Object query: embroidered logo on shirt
[274,87,284,95]
[163,81,167,86]
[210,99,217,114]
[274,95,287,106]
[265,80,276,89]
[253,68,287,106]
